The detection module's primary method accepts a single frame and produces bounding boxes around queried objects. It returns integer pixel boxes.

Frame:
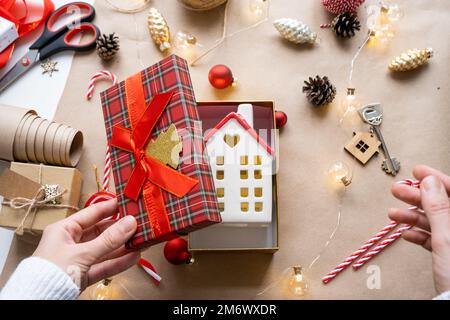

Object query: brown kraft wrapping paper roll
[0,105,83,167]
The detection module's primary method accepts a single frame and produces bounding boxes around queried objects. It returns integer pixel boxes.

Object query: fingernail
[119,215,136,233]
[421,175,442,192]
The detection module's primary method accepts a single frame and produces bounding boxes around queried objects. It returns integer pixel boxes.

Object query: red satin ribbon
[111,73,198,238]
[0,0,54,68]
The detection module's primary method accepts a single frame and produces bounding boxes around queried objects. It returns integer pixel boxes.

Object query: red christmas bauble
[164,237,193,265]
[208,64,234,89]
[84,191,120,220]
[275,110,288,128]
[321,0,365,14]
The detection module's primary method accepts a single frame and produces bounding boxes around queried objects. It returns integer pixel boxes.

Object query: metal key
[359,103,400,176]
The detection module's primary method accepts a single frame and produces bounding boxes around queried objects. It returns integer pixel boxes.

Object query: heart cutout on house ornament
[223,134,240,148]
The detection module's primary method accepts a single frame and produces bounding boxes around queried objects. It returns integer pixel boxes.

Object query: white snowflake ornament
[273,18,317,44]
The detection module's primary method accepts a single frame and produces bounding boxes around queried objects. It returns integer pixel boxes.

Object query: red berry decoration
[164,237,193,265]
[321,0,365,14]
[275,110,288,128]
[208,64,234,89]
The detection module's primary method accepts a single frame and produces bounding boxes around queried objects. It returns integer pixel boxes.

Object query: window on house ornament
[356,140,369,153]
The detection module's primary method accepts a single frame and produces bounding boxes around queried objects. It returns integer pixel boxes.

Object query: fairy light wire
[257,186,346,296]
[348,34,371,86]
[190,0,270,66]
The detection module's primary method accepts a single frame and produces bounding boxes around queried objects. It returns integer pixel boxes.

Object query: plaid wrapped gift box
[101,55,221,249]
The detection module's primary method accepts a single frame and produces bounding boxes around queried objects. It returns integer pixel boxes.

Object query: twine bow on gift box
[111,73,198,240]
[2,165,79,235]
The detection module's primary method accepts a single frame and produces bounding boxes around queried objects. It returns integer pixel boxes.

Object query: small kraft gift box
[100,55,222,249]
[0,162,82,235]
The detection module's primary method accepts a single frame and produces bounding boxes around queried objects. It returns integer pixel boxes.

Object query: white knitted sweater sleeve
[434,291,450,300]
[0,257,79,300]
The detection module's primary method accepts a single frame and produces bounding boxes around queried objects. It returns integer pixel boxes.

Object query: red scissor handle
[30,2,96,51]
[46,2,94,33]
[39,22,100,60]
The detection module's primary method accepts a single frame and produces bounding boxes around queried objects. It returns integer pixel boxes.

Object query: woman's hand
[33,199,140,291]
[389,165,450,294]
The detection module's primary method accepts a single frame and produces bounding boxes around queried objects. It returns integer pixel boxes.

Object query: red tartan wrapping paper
[100,55,221,249]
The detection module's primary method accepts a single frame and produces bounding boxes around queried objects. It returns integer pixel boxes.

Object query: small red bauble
[321,0,365,14]
[275,110,288,128]
[208,64,234,89]
[164,237,193,265]
[84,191,120,220]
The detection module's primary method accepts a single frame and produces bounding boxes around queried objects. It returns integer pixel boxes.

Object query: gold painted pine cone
[147,8,171,52]
[388,48,433,72]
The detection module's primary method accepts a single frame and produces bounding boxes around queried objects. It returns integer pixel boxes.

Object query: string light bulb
[90,278,118,300]
[367,2,402,45]
[249,0,269,18]
[328,161,353,187]
[174,31,202,63]
[285,266,309,297]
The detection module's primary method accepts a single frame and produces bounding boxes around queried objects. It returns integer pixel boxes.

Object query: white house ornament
[205,104,274,226]
[147,7,171,52]
[273,18,317,44]
[388,48,433,72]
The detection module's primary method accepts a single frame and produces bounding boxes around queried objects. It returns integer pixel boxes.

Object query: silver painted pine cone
[274,18,317,44]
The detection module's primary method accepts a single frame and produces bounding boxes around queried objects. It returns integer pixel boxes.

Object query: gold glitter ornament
[147,8,171,52]
[146,124,182,169]
[388,48,433,72]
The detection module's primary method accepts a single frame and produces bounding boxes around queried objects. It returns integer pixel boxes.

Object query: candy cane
[138,258,161,285]
[102,146,112,191]
[322,179,420,284]
[86,70,118,100]
[322,220,398,284]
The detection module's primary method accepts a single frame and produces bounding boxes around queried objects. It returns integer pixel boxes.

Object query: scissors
[0,2,100,93]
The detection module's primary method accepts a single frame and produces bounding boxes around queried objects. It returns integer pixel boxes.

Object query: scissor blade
[0,50,40,93]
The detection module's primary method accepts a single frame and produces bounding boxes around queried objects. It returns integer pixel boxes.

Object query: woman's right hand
[389,165,450,294]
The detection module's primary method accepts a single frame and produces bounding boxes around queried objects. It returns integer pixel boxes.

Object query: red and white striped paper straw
[322,179,420,284]
[322,220,398,284]
[352,224,413,270]
[102,146,112,191]
[138,258,161,285]
[86,70,118,100]
[350,178,420,270]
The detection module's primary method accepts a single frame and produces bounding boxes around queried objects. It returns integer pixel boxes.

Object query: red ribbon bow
[111,92,198,201]
[0,0,54,68]
[111,73,198,238]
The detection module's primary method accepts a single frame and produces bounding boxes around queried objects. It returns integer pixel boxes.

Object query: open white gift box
[189,100,279,253]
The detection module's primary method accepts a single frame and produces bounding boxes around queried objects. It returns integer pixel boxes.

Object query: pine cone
[302,75,336,106]
[273,18,317,44]
[96,33,120,61]
[388,48,433,72]
[148,7,171,52]
[332,12,361,38]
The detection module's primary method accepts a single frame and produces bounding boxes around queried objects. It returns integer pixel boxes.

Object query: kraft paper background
[1,0,449,299]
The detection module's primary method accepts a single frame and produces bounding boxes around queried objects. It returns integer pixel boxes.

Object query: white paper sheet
[0,0,94,276]
[0,0,94,120]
